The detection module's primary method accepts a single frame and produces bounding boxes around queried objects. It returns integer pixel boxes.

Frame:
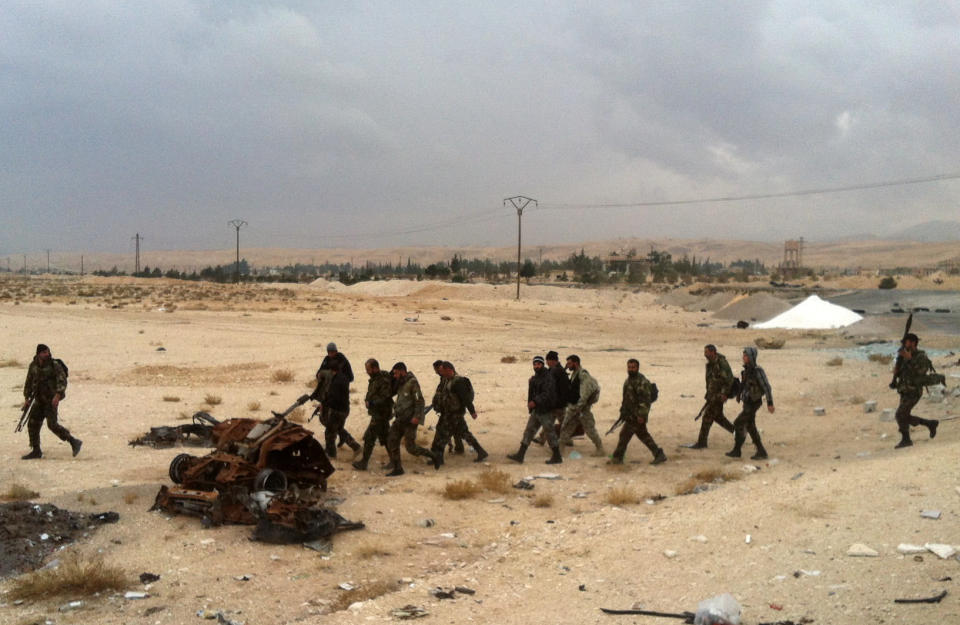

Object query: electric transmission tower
[503,196,537,300]
[228,220,247,283]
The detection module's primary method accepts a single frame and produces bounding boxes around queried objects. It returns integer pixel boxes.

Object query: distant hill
[887,220,960,242]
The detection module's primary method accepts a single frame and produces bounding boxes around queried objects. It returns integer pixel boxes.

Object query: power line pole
[80,255,84,276]
[132,233,143,275]
[228,219,247,283]
[46,249,50,273]
[503,196,537,300]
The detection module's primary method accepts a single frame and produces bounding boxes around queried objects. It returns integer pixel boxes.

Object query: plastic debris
[924,543,956,559]
[920,510,942,520]
[694,592,742,625]
[847,543,879,557]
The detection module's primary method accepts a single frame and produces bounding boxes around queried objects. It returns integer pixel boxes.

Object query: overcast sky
[3,1,959,254]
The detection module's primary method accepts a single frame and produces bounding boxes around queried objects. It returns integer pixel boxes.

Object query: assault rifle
[890,313,913,389]
[15,398,36,433]
[692,402,707,422]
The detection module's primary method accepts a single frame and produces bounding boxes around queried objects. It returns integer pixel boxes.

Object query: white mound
[753,294,863,329]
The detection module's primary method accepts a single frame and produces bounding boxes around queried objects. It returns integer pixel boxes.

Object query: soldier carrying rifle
[20,344,82,460]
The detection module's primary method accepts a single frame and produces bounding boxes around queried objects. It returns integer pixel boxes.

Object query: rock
[847,543,879,557]
[139,572,160,584]
[347,601,365,612]
[920,509,942,520]
[572,492,588,499]
[813,407,826,416]
[513,479,534,490]
[863,400,877,413]
[59,601,83,612]
[339,582,355,591]
[535,473,562,480]
[417,518,436,528]
[741,464,759,473]
[745,534,751,544]
[663,550,678,558]
[691,535,708,543]
[880,408,895,422]
[430,587,456,599]
[924,543,957,559]
[897,543,926,555]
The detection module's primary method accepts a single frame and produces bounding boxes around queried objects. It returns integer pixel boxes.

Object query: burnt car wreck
[130,412,220,448]
[151,395,363,544]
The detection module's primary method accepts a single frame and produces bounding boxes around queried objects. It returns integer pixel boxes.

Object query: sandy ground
[1,275,959,625]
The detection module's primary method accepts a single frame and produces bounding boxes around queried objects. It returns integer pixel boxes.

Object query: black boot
[431,450,442,470]
[507,443,528,464]
[545,446,563,464]
[69,437,83,457]
[21,448,42,460]
[929,420,939,439]
[453,437,465,454]
[651,448,667,465]
[750,445,768,460]
[895,435,913,449]
[474,444,488,463]
[386,466,405,476]
[725,447,742,458]
[352,443,373,470]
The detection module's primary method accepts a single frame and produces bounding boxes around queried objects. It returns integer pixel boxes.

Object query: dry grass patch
[476,468,511,494]
[162,395,180,403]
[754,337,785,349]
[247,401,261,412]
[355,542,392,559]
[7,552,127,601]
[123,491,139,505]
[443,480,482,500]
[288,407,306,423]
[603,486,640,506]
[825,357,843,366]
[326,579,399,613]
[675,468,743,496]
[868,353,893,365]
[1,483,39,501]
[500,355,517,363]
[0,358,21,368]
[532,493,554,508]
[272,368,295,383]
[204,394,222,406]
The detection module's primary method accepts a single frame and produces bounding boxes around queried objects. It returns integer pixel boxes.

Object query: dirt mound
[714,292,792,322]
[0,502,118,578]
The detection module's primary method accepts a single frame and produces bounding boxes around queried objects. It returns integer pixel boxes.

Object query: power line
[540,172,960,210]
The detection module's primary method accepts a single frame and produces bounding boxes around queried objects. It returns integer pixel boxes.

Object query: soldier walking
[689,344,736,449]
[385,362,439,476]
[21,344,82,459]
[610,358,666,465]
[353,359,393,470]
[319,359,362,460]
[532,351,570,446]
[320,342,354,382]
[891,333,940,449]
[429,360,464,458]
[508,356,563,464]
[726,347,774,460]
[558,355,605,457]
[432,361,487,464]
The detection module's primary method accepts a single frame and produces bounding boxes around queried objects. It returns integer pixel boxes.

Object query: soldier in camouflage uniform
[21,344,82,459]
[385,362,439,476]
[610,358,666,465]
[726,347,774,460]
[352,359,394,470]
[318,359,362,460]
[508,356,563,464]
[690,344,736,449]
[432,361,487,464]
[891,333,941,449]
[429,360,464,458]
[558,355,605,457]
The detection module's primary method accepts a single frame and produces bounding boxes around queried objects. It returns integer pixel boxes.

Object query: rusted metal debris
[129,412,220,448]
[151,395,362,543]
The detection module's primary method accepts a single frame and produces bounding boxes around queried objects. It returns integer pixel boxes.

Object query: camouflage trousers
[26,400,72,450]
[731,400,765,453]
[696,397,735,446]
[612,417,660,461]
[322,407,359,458]
[431,411,481,455]
[558,404,603,449]
[895,394,934,437]
[521,411,558,448]
[360,411,391,455]
[386,419,433,467]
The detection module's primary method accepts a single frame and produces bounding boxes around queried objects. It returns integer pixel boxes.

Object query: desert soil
[1,275,959,625]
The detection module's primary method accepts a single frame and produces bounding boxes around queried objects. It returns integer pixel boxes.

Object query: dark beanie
[36,344,50,354]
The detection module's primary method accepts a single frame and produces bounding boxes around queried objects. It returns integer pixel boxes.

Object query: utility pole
[80,255,84,276]
[228,219,247,283]
[132,233,143,275]
[46,249,51,273]
[22,254,27,275]
[503,196,537,300]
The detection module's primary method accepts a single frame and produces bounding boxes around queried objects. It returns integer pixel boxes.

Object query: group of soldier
[17,332,944,466]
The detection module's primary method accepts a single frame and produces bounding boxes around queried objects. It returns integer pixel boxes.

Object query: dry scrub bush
[849,395,866,404]
[272,369,295,383]
[204,394,222,406]
[326,579,399,613]
[443,480,482,500]
[675,468,742,496]
[868,353,893,365]
[7,552,127,601]
[532,494,554,508]
[476,469,511,494]
[288,407,306,423]
[754,337,785,349]
[123,491,138,505]
[0,358,21,368]
[826,357,843,367]
[355,542,392,559]
[1,483,39,501]
[162,396,180,403]
[500,355,517,364]
[603,487,640,506]
[247,401,261,412]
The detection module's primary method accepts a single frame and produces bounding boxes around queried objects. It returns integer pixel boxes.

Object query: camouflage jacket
[24,357,67,402]
[620,372,653,420]
[431,377,447,414]
[896,349,937,397]
[366,370,394,416]
[393,372,425,424]
[437,375,474,417]
[527,368,557,414]
[569,368,600,412]
[705,354,735,400]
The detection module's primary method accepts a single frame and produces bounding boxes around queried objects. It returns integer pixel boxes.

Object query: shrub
[878,276,897,289]
[532,494,553,508]
[162,396,180,403]
[500,355,517,363]
[476,469,511,494]
[868,353,893,365]
[603,487,640,506]
[1,483,39,501]
[7,552,127,600]
[826,357,843,366]
[272,369,295,383]
[204,394,222,406]
[247,401,261,412]
[443,480,481,500]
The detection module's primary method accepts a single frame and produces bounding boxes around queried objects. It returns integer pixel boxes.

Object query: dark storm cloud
[2,1,958,255]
